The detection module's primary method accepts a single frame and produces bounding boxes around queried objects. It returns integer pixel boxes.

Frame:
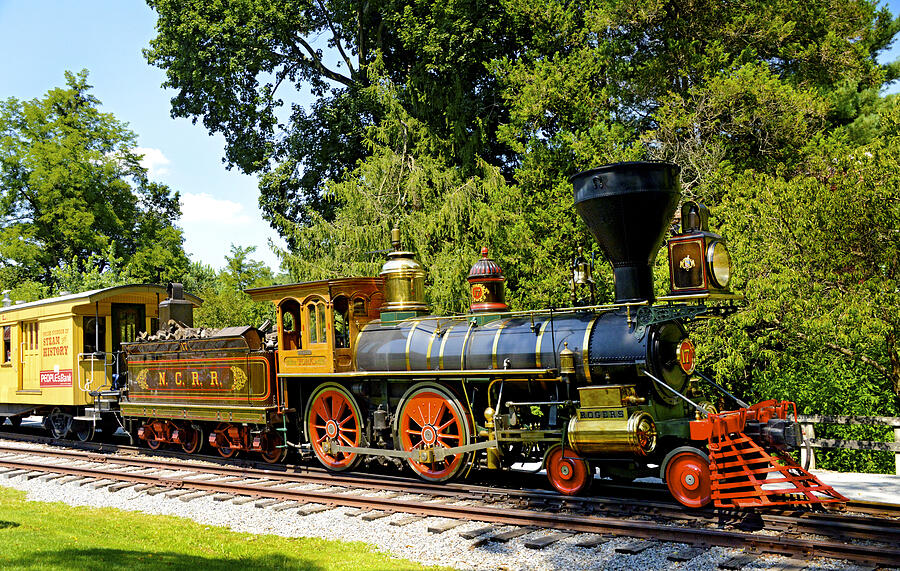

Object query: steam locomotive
[0,162,845,509]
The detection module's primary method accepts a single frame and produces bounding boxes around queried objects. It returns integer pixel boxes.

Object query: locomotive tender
[0,162,845,509]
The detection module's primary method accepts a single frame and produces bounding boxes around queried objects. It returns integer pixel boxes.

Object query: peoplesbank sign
[40,369,73,388]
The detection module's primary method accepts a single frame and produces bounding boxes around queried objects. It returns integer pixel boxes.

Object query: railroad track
[3,428,899,519]
[1,440,899,568]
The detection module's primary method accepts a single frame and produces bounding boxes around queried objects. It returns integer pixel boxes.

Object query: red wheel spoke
[413,405,427,428]
[314,399,330,422]
[339,433,355,447]
[437,418,457,432]
[434,402,447,425]
[332,396,346,420]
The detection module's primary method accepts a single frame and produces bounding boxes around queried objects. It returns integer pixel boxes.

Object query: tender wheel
[212,423,239,458]
[45,408,72,439]
[307,383,363,471]
[146,436,163,450]
[181,425,203,454]
[664,447,712,508]
[217,443,237,458]
[72,420,95,442]
[545,445,592,495]
[396,383,472,482]
[259,432,286,464]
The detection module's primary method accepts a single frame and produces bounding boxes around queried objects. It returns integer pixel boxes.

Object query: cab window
[2,326,10,363]
[278,299,303,350]
[307,301,327,344]
[333,296,350,348]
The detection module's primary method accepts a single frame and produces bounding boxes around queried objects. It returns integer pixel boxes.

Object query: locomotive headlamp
[706,241,731,289]
[666,201,734,298]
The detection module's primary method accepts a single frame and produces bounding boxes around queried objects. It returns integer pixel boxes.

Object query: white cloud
[179,192,252,225]
[134,146,170,177]
[179,193,285,271]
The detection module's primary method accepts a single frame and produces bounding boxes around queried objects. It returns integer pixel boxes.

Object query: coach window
[83,317,106,355]
[2,326,10,364]
[278,299,302,350]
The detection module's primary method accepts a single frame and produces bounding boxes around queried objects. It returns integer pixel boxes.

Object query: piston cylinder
[567,408,657,457]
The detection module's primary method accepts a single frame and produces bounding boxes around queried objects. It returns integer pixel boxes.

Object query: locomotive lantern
[467,247,508,313]
[667,202,733,296]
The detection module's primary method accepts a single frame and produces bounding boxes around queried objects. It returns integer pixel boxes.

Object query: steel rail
[2,454,900,566]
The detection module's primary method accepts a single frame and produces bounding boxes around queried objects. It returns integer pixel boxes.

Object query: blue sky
[0,1,291,271]
[1,1,899,272]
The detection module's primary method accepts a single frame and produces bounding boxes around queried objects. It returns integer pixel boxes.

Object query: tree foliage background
[0,70,189,298]
[114,0,900,470]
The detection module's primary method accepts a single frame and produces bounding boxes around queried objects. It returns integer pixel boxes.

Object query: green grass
[0,486,453,570]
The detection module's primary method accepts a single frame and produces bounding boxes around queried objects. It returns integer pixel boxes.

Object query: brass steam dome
[379,228,428,313]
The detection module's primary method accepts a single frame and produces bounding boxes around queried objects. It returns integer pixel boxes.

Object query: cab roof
[0,284,202,314]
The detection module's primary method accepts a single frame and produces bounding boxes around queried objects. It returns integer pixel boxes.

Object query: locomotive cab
[246,278,384,374]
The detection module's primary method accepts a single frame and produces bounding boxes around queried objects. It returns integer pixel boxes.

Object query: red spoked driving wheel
[545,445,592,495]
[664,447,712,508]
[307,384,362,471]
[396,384,471,482]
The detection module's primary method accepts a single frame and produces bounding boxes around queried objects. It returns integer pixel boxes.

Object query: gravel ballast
[0,443,869,570]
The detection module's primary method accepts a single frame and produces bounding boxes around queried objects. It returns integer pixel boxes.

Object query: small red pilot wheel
[545,446,592,495]
[664,448,712,508]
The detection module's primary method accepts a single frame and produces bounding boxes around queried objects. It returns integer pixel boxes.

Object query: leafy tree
[144,0,526,241]
[274,69,524,314]
[0,70,189,288]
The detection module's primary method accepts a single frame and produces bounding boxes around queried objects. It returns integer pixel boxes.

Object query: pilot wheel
[663,446,712,508]
[545,445,592,495]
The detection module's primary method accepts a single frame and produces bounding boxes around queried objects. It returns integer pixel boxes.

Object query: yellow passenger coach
[0,284,200,440]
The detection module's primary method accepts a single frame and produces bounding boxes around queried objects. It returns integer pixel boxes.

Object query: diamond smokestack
[571,162,681,303]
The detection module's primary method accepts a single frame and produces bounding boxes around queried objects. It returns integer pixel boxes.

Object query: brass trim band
[583,316,599,383]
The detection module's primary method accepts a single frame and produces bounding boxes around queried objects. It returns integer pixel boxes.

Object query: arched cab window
[333,296,350,349]
[278,299,303,350]
[306,300,327,345]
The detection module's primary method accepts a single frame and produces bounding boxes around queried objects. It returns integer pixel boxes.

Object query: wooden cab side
[246,278,383,375]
